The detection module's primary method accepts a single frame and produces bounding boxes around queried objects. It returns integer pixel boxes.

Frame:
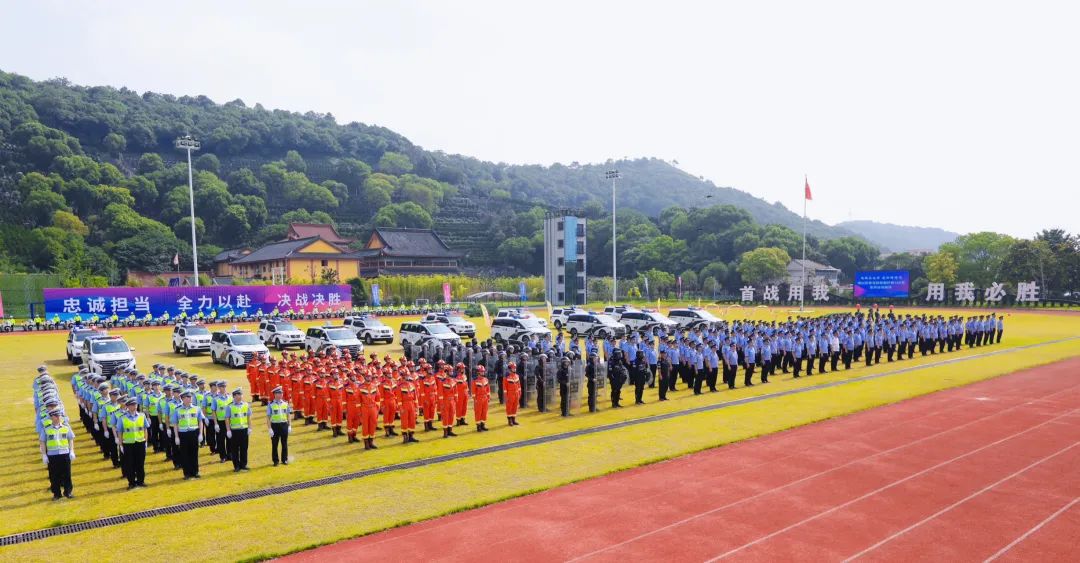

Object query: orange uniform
[359,381,380,444]
[247,360,260,401]
[345,381,362,441]
[329,379,344,431]
[472,375,491,425]
[421,375,438,426]
[440,377,457,429]
[303,374,317,420]
[315,377,329,424]
[454,370,469,424]
[399,381,419,431]
[504,371,522,419]
[380,379,398,434]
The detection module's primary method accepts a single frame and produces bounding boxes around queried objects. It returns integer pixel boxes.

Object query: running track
[285,357,1080,562]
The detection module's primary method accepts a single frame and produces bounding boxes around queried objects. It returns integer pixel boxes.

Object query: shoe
[52,495,62,501]
[137,482,147,487]
[234,468,241,473]
[183,476,191,481]
[241,467,250,471]
[447,429,458,437]
[193,474,201,479]
[273,461,279,466]
[64,493,74,499]
[127,484,136,490]
[282,461,289,465]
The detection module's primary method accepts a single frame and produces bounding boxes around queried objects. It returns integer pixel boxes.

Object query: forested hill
[836,220,959,253]
[0,69,852,238]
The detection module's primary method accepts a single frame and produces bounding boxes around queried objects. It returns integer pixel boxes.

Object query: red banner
[442,283,452,304]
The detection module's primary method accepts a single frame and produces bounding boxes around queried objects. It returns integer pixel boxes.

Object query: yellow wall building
[228,237,358,283]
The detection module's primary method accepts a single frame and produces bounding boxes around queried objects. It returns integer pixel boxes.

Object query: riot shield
[542,362,557,411]
[521,355,538,408]
[568,359,585,414]
[467,350,480,380]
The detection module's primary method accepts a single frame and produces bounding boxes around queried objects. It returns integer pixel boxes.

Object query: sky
[2,0,1078,237]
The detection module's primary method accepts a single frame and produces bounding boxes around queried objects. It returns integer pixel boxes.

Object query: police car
[495,308,548,327]
[602,304,640,321]
[619,310,678,333]
[343,315,395,344]
[550,307,584,329]
[399,321,462,348]
[304,325,364,357]
[171,323,211,356]
[210,329,269,369]
[80,335,136,378]
[490,315,551,346]
[65,327,107,364]
[257,319,305,350]
[564,312,627,339]
[667,307,722,329]
[422,313,477,337]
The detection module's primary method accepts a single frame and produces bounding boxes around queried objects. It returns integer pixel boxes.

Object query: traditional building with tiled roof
[285,223,355,245]
[357,228,461,277]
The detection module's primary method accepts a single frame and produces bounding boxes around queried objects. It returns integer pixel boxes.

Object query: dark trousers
[842,350,852,370]
[818,355,828,373]
[633,380,645,404]
[866,347,874,366]
[229,428,249,470]
[668,368,678,391]
[179,430,199,477]
[47,454,73,497]
[216,420,229,461]
[537,383,547,412]
[830,352,840,371]
[648,364,657,388]
[805,356,814,375]
[693,368,705,394]
[587,380,598,412]
[996,330,1003,343]
[793,357,802,377]
[610,382,622,407]
[707,366,718,391]
[658,370,669,400]
[271,422,289,463]
[744,364,755,386]
[560,383,571,415]
[123,441,146,486]
[148,415,160,451]
[205,419,217,454]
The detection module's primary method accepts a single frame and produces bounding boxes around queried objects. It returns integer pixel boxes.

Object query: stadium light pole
[175,135,201,287]
[606,169,620,302]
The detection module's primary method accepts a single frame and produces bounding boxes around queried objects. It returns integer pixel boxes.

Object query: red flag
[804,177,813,201]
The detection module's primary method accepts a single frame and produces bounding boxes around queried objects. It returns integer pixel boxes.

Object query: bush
[464,304,482,317]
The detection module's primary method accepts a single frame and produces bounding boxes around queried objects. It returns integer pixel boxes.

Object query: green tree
[23,187,69,226]
[137,153,165,174]
[496,236,536,270]
[227,168,267,198]
[173,216,206,242]
[678,269,699,291]
[373,202,432,229]
[821,237,879,281]
[737,247,791,284]
[378,151,413,175]
[102,132,126,156]
[333,158,372,192]
[283,150,307,173]
[939,232,1016,286]
[113,229,182,273]
[923,251,959,284]
[52,210,88,237]
[194,153,221,175]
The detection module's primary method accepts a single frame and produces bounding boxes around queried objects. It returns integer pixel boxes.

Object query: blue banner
[371,283,381,306]
[519,281,527,302]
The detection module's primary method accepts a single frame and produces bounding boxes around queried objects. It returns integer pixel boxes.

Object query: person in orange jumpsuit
[315,376,330,431]
[421,369,438,432]
[380,376,398,437]
[359,378,380,449]
[247,357,261,402]
[398,376,420,443]
[345,378,362,444]
[454,364,469,427]
[268,361,282,402]
[472,366,491,432]
[256,359,270,405]
[303,371,317,425]
[290,369,304,419]
[329,376,345,437]
[503,362,522,426]
[440,374,458,438]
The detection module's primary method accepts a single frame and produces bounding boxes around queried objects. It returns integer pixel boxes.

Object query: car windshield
[92,340,129,354]
[697,310,720,322]
[595,314,619,325]
[274,323,299,332]
[426,323,454,335]
[229,334,261,346]
[365,318,386,328]
[325,329,355,341]
[446,316,468,323]
[647,313,671,322]
[519,318,545,329]
[186,327,210,336]
[74,330,105,342]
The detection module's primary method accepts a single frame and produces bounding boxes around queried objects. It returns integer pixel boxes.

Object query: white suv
[344,316,395,345]
[550,307,583,329]
[81,335,136,378]
[564,313,626,339]
[304,326,364,357]
[258,319,305,350]
[602,305,640,321]
[210,330,269,369]
[423,313,477,337]
[171,323,211,356]
[618,310,678,333]
[667,307,721,329]
[495,308,548,327]
[399,321,462,348]
[66,327,107,364]
[491,316,552,345]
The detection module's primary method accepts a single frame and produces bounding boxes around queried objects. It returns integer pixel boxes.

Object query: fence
[0,273,65,319]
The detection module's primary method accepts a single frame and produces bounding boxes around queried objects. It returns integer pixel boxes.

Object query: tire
[596,329,608,340]
[228,354,238,369]
[210,351,218,365]
[364,334,373,345]
[493,333,504,343]
[276,339,285,351]
[569,328,578,338]
[173,343,180,354]
[553,320,562,329]
[183,344,192,357]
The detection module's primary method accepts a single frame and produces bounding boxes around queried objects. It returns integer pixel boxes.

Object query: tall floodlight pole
[606,169,620,302]
[800,175,809,313]
[175,136,201,286]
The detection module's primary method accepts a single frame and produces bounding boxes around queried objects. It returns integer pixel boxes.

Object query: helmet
[476,365,486,375]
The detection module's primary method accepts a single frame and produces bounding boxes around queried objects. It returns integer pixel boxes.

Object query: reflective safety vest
[147,394,161,416]
[268,401,289,423]
[176,405,200,432]
[104,403,120,428]
[44,424,71,455]
[215,396,229,421]
[200,393,215,417]
[121,413,147,444]
[228,402,250,429]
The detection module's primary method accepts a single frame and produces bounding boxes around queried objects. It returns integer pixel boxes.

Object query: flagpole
[800,175,807,313]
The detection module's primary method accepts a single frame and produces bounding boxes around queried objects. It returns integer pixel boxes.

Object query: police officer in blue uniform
[41,408,75,500]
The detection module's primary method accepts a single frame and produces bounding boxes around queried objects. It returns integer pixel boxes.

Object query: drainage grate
[3,336,1074,548]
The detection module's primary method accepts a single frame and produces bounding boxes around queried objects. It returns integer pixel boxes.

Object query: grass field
[2,306,1077,561]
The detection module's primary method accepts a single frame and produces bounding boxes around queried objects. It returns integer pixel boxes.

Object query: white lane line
[983,497,1080,562]
[844,443,1080,561]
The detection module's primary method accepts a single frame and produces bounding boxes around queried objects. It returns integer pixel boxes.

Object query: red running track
[283,357,1080,562]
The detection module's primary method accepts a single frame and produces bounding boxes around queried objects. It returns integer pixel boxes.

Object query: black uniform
[557,360,571,416]
[608,351,627,408]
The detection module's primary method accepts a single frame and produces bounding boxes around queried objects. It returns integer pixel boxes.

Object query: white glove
[42,453,49,464]
[94,423,99,431]
[287,426,292,435]
[269,429,275,438]
[104,429,109,439]
[174,435,180,446]
[227,430,232,439]
[69,451,76,460]
[160,423,165,430]
[167,429,172,437]
[198,433,203,444]
[118,444,124,454]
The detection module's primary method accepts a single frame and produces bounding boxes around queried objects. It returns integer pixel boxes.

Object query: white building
[787,259,841,287]
[543,212,587,305]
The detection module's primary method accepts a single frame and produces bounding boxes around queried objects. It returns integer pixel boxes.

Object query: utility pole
[175,135,201,286]
[606,169,620,302]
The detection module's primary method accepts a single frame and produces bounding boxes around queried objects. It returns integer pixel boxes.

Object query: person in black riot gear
[534,353,547,412]
[585,352,599,412]
[557,356,571,416]
[608,348,627,408]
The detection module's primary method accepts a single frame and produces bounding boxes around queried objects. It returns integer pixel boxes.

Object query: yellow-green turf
[1,307,1077,561]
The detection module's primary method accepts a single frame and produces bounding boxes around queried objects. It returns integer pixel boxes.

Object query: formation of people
[33,308,1004,498]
